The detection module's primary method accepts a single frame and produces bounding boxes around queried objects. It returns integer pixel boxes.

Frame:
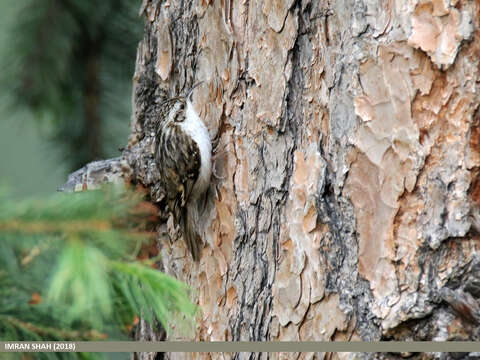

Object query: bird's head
[159,82,203,124]
[161,97,186,124]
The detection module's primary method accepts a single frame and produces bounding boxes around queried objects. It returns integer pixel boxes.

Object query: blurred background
[0,3,175,358]
[0,0,143,199]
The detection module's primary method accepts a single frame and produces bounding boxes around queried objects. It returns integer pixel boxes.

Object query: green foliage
[0,187,198,359]
[1,0,143,169]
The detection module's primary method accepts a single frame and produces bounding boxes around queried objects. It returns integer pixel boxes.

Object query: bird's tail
[181,205,201,261]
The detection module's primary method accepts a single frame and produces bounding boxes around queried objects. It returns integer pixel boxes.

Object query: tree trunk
[122,0,480,358]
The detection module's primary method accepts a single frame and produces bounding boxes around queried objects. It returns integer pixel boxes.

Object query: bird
[154,83,212,261]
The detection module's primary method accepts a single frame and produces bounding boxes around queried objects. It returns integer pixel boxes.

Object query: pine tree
[0,186,197,359]
[1,0,142,170]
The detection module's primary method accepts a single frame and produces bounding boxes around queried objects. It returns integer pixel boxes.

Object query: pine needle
[0,186,198,347]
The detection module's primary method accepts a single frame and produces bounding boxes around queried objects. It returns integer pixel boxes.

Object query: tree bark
[120,0,480,358]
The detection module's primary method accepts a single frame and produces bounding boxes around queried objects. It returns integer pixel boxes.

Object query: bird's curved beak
[186,81,204,101]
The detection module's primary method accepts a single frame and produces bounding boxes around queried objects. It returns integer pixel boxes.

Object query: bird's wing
[156,122,200,223]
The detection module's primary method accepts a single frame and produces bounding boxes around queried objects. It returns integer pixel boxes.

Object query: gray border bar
[2,342,480,353]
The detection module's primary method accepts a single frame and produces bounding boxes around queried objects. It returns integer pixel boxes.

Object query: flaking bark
[96,0,480,359]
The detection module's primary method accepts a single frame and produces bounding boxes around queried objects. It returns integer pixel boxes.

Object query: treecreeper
[154,83,212,261]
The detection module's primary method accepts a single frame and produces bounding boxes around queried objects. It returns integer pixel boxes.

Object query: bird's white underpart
[181,100,212,198]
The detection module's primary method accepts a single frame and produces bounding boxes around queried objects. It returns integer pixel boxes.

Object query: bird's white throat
[180,100,212,197]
